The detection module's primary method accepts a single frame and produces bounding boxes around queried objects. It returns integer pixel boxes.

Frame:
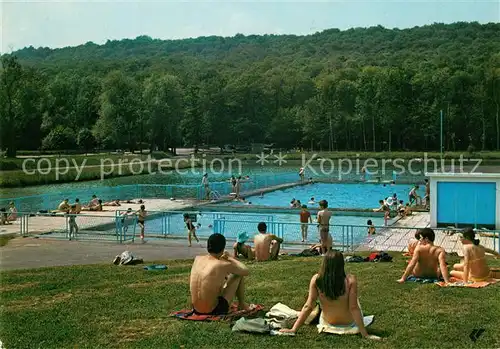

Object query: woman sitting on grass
[280,250,380,340]
[450,228,500,282]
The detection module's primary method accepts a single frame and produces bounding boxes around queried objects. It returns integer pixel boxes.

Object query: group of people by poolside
[55,195,147,242]
[402,227,499,283]
[189,223,376,338]
[188,225,498,340]
[371,179,430,227]
[0,201,17,225]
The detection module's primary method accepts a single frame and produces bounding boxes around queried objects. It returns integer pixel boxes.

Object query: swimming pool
[224,183,414,209]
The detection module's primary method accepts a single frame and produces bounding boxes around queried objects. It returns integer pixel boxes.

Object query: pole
[440,109,443,158]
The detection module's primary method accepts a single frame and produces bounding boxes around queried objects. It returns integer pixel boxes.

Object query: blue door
[437,182,496,226]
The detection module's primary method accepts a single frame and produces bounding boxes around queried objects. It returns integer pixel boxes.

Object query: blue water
[142,211,385,244]
[225,183,414,209]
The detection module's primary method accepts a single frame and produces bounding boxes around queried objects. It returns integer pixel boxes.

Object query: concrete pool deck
[356,212,498,256]
[0,199,198,236]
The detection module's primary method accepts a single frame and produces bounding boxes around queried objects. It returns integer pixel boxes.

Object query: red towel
[171,303,264,321]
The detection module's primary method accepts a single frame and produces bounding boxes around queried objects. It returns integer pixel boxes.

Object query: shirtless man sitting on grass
[254,222,284,261]
[190,233,251,315]
[397,228,450,283]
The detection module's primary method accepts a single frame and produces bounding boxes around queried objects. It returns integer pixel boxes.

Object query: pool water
[143,211,385,244]
[226,183,414,209]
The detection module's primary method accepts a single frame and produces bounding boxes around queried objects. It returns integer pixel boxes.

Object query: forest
[1,22,500,157]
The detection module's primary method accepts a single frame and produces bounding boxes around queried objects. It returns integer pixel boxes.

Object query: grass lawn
[1,254,499,349]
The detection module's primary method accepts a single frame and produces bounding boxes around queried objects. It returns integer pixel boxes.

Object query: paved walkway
[0,236,305,271]
[0,237,208,270]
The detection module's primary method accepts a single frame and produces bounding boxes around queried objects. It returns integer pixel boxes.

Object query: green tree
[0,56,43,156]
[94,71,141,151]
[142,74,184,153]
[42,126,76,151]
[77,128,95,154]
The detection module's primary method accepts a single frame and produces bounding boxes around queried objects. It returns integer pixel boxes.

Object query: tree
[142,74,184,153]
[42,126,76,151]
[77,128,95,154]
[0,56,43,156]
[94,71,141,151]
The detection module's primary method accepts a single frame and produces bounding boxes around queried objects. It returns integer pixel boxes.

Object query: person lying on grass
[450,228,500,283]
[254,222,283,261]
[398,228,450,283]
[280,250,381,340]
[190,233,252,315]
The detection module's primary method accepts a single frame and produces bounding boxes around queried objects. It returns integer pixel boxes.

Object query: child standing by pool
[299,205,312,242]
[184,213,199,247]
[367,220,376,235]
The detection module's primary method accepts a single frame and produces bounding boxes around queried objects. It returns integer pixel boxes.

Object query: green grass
[1,254,499,349]
[0,154,154,171]
[0,235,15,247]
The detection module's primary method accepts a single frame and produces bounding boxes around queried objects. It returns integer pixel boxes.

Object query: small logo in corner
[469,328,485,342]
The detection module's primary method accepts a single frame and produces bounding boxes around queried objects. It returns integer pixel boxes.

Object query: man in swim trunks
[68,204,79,239]
[136,204,146,243]
[319,226,333,254]
[300,205,312,242]
[190,233,250,315]
[233,232,254,260]
[317,200,332,233]
[254,222,283,261]
[398,228,449,283]
[74,198,82,214]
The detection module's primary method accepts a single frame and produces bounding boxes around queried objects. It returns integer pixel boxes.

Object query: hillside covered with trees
[1,22,500,157]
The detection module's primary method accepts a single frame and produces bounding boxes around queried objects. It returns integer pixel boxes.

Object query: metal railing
[14,210,499,253]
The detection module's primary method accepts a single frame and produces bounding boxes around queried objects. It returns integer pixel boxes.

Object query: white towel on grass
[317,299,374,334]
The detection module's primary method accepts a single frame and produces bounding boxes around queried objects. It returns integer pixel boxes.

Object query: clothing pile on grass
[112,251,143,266]
[232,302,374,336]
[345,252,393,263]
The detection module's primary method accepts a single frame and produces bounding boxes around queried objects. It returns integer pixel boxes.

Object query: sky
[1,0,499,53]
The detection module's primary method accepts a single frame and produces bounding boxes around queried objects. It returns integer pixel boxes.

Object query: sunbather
[398,228,449,283]
[103,199,121,206]
[82,200,103,211]
[233,232,254,260]
[280,250,380,340]
[407,231,421,256]
[450,228,500,282]
[58,199,70,213]
[190,233,251,315]
[254,222,283,261]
